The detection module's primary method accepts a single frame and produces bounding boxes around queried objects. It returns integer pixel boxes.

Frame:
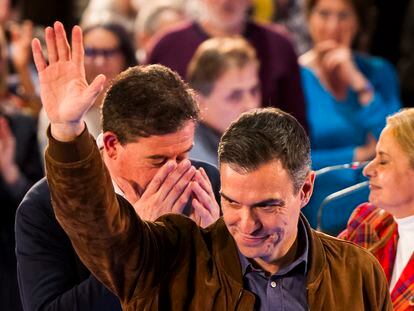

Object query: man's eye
[221,197,240,209]
[227,91,243,103]
[258,205,277,212]
[316,9,330,18]
[152,158,167,167]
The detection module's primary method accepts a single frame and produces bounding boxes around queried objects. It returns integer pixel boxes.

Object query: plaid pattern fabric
[339,203,414,310]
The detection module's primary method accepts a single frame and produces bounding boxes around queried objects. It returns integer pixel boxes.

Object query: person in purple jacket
[146,0,308,130]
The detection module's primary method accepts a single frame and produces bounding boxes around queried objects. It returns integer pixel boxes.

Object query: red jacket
[339,203,414,310]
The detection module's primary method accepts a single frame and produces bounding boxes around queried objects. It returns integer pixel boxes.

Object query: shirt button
[270,281,277,288]
[409,295,414,306]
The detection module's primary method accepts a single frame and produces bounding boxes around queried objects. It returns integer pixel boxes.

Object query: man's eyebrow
[220,191,239,204]
[220,191,284,207]
[251,199,285,208]
[146,145,194,160]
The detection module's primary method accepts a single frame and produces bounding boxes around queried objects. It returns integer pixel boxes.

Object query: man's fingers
[143,161,177,196]
[71,25,84,69]
[192,197,213,228]
[84,74,106,103]
[114,176,140,205]
[191,179,212,210]
[162,163,196,206]
[171,182,192,214]
[45,26,58,63]
[194,168,214,196]
[54,21,71,61]
[31,38,46,72]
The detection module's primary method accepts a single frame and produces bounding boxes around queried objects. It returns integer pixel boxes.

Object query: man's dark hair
[218,108,311,193]
[102,64,199,144]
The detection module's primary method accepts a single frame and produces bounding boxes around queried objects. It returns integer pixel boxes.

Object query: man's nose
[239,207,260,234]
[93,55,106,66]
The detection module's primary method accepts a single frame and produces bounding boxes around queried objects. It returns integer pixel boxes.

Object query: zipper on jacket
[234,289,243,310]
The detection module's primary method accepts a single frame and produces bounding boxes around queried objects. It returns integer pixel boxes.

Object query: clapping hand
[32,22,106,141]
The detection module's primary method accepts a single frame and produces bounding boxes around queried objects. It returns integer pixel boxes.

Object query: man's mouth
[238,232,269,246]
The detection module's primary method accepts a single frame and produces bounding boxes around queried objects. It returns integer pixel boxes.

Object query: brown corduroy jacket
[45,128,392,311]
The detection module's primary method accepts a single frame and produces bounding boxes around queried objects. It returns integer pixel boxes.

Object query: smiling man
[39,22,392,310]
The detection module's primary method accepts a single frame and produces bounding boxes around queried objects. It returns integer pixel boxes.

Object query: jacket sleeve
[15,179,121,311]
[44,126,183,304]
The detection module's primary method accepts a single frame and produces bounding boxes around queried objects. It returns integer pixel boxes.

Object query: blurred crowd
[1,0,414,310]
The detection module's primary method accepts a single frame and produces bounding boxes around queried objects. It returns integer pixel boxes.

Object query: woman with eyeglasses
[339,108,414,310]
[299,0,401,232]
[38,22,137,154]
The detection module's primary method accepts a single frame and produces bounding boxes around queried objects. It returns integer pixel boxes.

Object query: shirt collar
[238,216,309,277]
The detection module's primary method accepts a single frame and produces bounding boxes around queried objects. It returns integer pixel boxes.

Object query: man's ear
[102,132,120,159]
[300,171,315,209]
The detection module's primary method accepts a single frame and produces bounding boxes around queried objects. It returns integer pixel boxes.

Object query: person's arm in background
[0,113,43,202]
[10,20,42,117]
[314,57,401,169]
[15,178,121,311]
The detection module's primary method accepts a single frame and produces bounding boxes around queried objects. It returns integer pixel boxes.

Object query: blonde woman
[340,108,414,310]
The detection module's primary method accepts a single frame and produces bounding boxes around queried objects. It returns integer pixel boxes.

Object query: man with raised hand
[37,22,391,310]
[16,21,220,310]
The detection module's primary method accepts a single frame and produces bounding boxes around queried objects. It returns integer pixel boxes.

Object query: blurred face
[104,121,195,196]
[203,0,251,31]
[198,62,261,134]
[308,0,359,46]
[363,127,414,218]
[221,160,314,270]
[84,28,126,88]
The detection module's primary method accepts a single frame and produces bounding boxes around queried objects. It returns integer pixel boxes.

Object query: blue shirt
[300,53,401,231]
[238,218,309,311]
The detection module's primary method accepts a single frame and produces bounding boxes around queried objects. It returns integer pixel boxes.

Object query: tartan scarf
[339,203,414,310]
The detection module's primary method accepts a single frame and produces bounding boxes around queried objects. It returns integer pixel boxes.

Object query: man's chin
[237,242,270,260]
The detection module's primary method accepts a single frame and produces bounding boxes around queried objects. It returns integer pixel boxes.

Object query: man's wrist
[50,121,85,142]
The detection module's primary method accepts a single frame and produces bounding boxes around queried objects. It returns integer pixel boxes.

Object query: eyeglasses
[313,8,355,22]
[84,47,121,58]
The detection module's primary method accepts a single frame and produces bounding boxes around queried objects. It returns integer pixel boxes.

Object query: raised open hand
[32,21,106,141]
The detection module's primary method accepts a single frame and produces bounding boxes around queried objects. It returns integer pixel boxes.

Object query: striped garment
[339,203,414,310]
